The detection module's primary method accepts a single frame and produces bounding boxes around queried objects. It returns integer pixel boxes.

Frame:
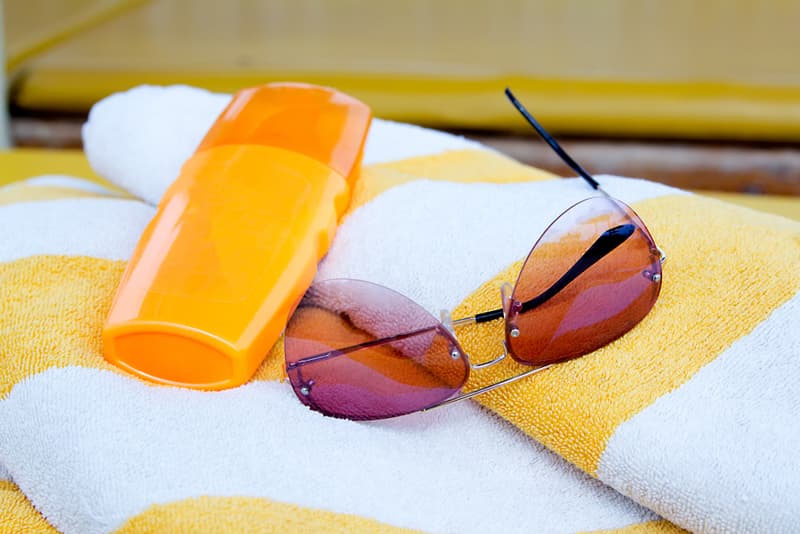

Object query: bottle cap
[198,82,372,186]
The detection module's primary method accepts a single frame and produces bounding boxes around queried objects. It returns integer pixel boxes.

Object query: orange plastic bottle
[103,83,372,390]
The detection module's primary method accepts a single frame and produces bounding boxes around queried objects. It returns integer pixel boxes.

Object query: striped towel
[1,85,799,533]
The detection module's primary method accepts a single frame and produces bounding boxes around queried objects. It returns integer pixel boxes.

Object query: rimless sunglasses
[283,88,666,420]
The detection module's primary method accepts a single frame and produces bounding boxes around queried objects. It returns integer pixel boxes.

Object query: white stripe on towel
[0,367,655,534]
[0,198,154,262]
[598,291,800,533]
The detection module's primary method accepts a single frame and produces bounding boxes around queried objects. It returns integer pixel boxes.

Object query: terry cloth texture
[1,85,799,533]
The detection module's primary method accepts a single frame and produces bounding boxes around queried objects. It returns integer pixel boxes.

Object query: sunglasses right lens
[507,196,662,366]
[284,279,469,420]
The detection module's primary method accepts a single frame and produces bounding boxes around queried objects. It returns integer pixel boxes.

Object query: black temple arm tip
[503,87,601,191]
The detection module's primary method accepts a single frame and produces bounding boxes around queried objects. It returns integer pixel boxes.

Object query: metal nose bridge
[468,345,508,370]
[442,310,509,370]
[427,290,552,412]
[440,281,515,370]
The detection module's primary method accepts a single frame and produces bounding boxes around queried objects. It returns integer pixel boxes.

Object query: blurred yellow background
[2,0,800,210]
[7,0,800,140]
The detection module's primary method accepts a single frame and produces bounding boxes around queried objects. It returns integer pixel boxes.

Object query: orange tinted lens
[507,197,662,366]
[284,280,469,420]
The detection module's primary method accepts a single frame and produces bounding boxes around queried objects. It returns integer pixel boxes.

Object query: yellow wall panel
[9,0,800,140]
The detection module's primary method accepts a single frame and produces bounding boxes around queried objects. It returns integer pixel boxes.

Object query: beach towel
[2,85,799,533]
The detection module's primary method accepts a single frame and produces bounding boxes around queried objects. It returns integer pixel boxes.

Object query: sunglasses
[283,88,665,420]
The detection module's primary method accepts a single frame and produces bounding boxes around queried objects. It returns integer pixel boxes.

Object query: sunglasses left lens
[284,279,469,420]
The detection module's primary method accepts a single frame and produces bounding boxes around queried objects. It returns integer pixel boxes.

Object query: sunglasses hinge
[656,246,667,264]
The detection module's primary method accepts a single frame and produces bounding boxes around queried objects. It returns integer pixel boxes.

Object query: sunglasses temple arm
[286,325,442,370]
[450,309,502,327]
[455,224,635,323]
[424,363,554,411]
[504,88,601,191]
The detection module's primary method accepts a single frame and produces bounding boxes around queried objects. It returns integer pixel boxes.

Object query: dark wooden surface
[469,133,800,196]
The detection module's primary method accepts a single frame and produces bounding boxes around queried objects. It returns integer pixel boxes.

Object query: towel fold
[2,84,799,533]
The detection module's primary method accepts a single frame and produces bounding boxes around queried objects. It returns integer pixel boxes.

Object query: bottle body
[104,84,371,389]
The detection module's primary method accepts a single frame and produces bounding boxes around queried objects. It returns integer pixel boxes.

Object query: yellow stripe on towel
[115,496,416,534]
[0,481,57,533]
[453,194,800,475]
[0,256,126,398]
